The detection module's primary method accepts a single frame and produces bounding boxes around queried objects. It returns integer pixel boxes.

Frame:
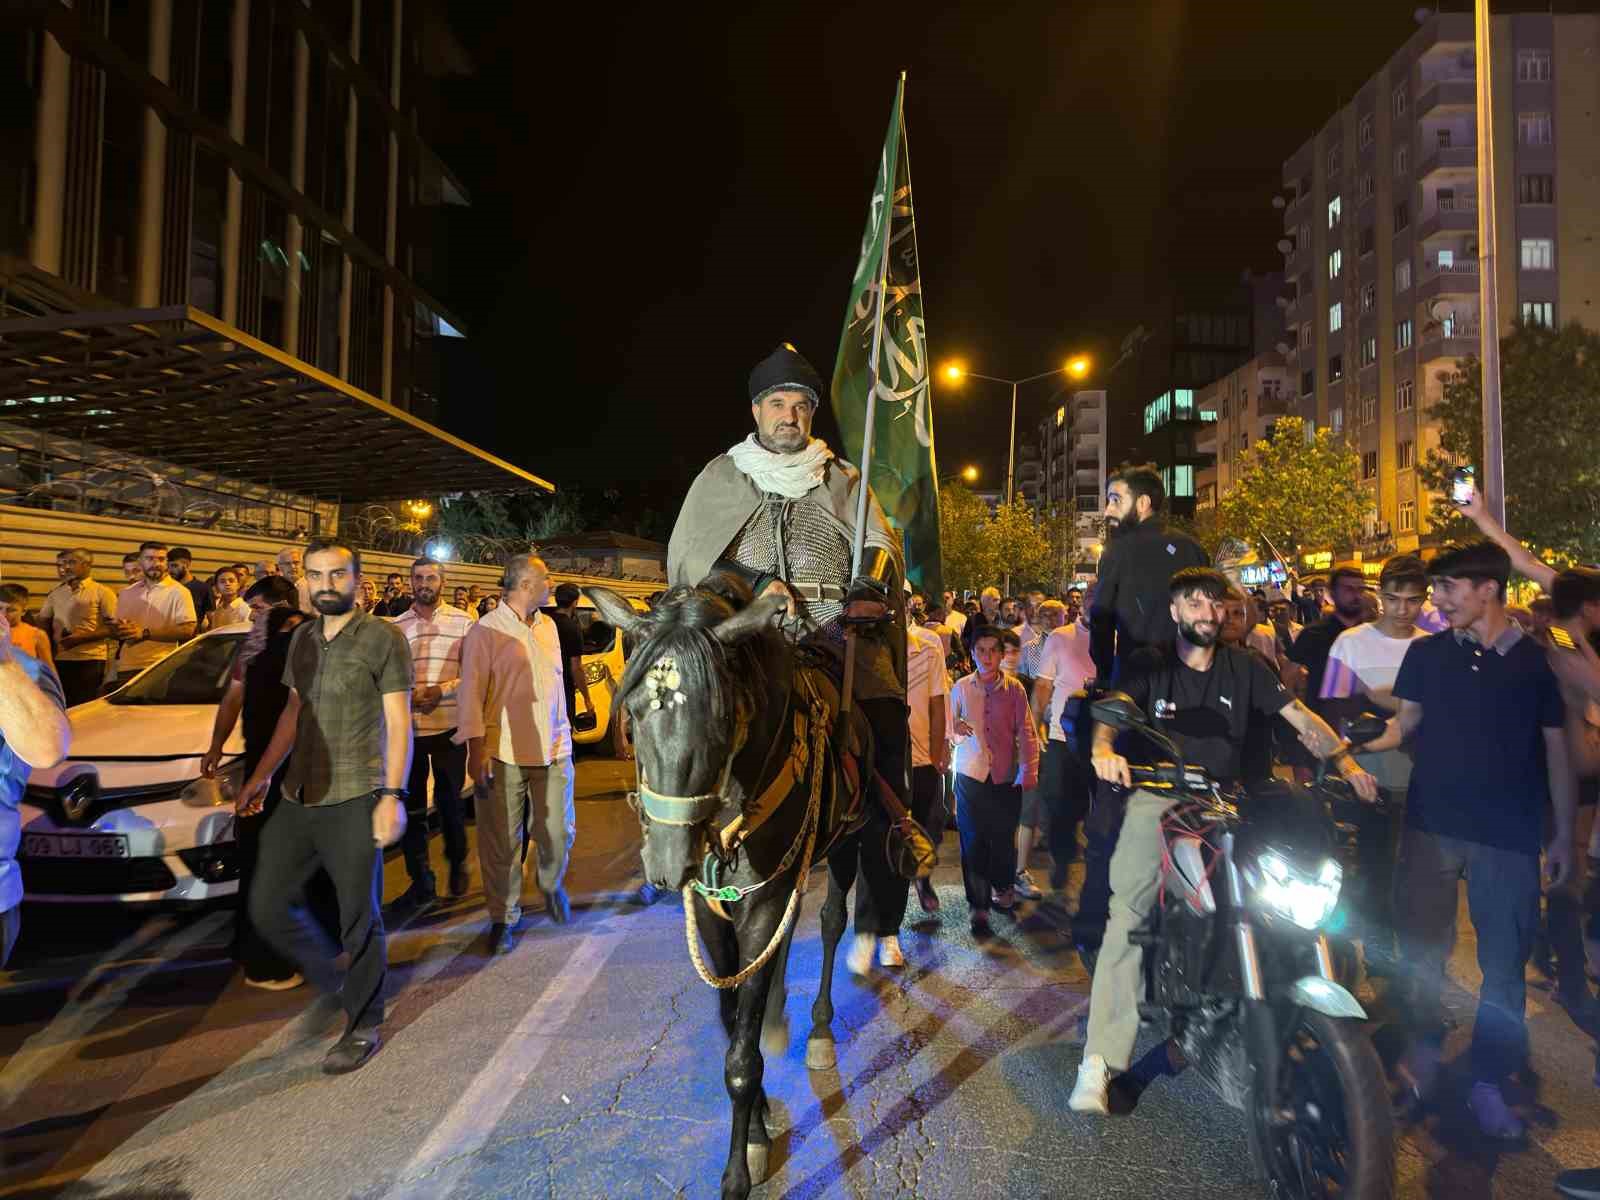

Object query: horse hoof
[805,1037,837,1071]
[746,1141,769,1185]
[760,1015,790,1058]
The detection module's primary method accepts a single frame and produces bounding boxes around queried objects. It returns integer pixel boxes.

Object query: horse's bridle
[635,750,739,828]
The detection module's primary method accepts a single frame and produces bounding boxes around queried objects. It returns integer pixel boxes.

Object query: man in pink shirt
[950,625,1040,936]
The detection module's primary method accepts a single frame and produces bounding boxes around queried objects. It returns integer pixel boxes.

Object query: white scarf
[726,434,833,499]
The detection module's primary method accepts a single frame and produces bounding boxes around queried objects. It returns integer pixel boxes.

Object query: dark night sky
[430,2,1500,494]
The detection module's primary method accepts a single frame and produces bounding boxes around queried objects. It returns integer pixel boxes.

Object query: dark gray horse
[589,581,867,1200]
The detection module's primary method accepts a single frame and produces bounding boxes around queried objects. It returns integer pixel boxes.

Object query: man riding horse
[667,342,912,949]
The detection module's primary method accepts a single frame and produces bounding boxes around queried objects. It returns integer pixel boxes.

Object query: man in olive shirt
[38,547,118,706]
[239,538,413,1074]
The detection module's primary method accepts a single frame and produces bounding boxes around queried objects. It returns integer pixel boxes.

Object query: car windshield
[107,635,242,705]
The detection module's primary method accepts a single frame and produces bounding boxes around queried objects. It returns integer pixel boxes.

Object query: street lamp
[940,464,979,485]
[942,356,1093,505]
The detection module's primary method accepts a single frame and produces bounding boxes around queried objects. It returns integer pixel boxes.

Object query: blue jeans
[1394,827,1540,1084]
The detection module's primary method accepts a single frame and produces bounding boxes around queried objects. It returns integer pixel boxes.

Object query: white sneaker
[1069,1054,1111,1114]
[878,935,905,968]
[1014,869,1042,900]
[846,933,876,976]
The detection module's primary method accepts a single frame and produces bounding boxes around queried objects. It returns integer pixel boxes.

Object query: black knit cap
[748,343,823,407]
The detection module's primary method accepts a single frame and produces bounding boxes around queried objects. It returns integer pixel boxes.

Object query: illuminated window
[1329,302,1343,332]
[1521,301,1555,329]
[1396,318,1413,349]
[1396,379,1414,411]
[1397,439,1414,469]
[1399,500,1416,532]
[1328,248,1342,279]
[1520,238,1553,270]
[1362,450,1378,479]
[1395,259,1412,291]
[1517,50,1551,82]
[1361,335,1377,366]
[1330,406,1343,433]
[1328,195,1342,228]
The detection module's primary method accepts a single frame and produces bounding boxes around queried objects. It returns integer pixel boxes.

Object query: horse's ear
[711,593,786,644]
[584,587,645,637]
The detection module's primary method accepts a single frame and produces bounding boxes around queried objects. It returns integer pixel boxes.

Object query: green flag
[830,75,942,598]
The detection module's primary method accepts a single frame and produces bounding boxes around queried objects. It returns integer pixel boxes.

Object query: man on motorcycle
[1069,566,1378,1114]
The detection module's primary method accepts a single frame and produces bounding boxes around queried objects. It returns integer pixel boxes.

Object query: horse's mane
[618,582,773,759]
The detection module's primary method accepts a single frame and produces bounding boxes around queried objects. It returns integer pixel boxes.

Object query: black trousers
[401,729,469,890]
[233,760,340,982]
[54,660,105,708]
[1072,783,1127,950]
[249,794,387,1031]
[911,764,948,846]
[954,774,1023,912]
[1040,741,1095,885]
[850,697,913,936]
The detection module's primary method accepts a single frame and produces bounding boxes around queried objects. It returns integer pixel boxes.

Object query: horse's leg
[721,909,783,1200]
[759,919,795,1057]
[806,841,855,1070]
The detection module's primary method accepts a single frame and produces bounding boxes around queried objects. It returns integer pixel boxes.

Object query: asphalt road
[4,756,1600,1199]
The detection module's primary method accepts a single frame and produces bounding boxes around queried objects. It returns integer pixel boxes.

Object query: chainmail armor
[723,494,853,633]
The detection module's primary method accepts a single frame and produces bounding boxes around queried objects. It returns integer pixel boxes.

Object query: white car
[19,625,449,905]
[20,627,249,904]
[567,594,650,747]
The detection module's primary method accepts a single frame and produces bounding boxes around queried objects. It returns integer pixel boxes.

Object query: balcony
[1418,319,1482,362]
[1417,195,1477,241]
[1418,257,1479,303]
[1418,143,1477,180]
[1416,78,1476,116]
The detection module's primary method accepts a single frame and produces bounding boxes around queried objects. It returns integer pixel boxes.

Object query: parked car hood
[29,698,242,788]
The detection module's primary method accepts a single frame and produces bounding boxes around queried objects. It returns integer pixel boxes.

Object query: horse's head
[587,583,786,892]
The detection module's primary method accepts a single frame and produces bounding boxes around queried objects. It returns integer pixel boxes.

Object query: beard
[143,567,165,582]
[1106,511,1143,540]
[1178,618,1220,647]
[313,590,355,615]
[757,424,807,453]
[414,586,439,606]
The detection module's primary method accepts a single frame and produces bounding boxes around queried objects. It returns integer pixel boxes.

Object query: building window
[1358,114,1374,148]
[1521,301,1555,329]
[1362,450,1378,480]
[1330,406,1344,433]
[1395,145,1409,177]
[1362,393,1377,426]
[1301,322,1312,351]
[1397,378,1414,411]
[1396,318,1413,349]
[1299,221,1311,252]
[1358,225,1375,256]
[1397,439,1414,470]
[1395,259,1412,291]
[1329,302,1343,332]
[1517,50,1551,82]
[1519,173,1554,205]
[1361,335,1377,367]
[1328,248,1343,279]
[1394,201,1409,232]
[1399,500,1417,533]
[1521,238,1553,270]
[1392,84,1407,118]
[1301,368,1314,396]
[1358,173,1374,202]
[1518,112,1553,145]
[1328,146,1341,177]
[1360,282,1376,313]
[1328,195,1342,229]
[1329,354,1344,381]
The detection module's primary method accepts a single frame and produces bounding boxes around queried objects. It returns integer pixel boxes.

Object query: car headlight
[180,759,244,809]
[1246,849,1342,930]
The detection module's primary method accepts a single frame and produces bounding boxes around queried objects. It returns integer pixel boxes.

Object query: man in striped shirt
[391,557,474,912]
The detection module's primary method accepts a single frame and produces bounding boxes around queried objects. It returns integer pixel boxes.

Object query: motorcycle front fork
[1225,833,1282,1115]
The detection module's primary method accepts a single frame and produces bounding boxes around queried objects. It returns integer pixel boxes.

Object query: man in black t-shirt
[1069,567,1376,1115]
[1284,566,1367,711]
[548,583,595,727]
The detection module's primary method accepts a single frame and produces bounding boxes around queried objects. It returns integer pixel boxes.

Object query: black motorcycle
[1089,692,1395,1200]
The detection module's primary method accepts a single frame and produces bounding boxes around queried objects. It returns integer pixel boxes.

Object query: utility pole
[1474,0,1506,525]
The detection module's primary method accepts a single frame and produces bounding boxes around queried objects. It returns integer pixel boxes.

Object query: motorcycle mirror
[1090,692,1146,731]
[1343,712,1388,747]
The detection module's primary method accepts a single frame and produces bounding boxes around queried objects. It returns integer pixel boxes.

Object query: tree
[990,495,1058,589]
[1216,416,1368,563]
[1420,322,1600,563]
[938,483,997,593]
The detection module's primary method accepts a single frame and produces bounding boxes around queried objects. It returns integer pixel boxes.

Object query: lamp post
[942,356,1090,505]
[940,464,980,486]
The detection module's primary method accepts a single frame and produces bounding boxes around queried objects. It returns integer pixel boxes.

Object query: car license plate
[21,833,131,859]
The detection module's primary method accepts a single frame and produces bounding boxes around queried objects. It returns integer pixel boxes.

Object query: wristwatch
[377,787,409,800]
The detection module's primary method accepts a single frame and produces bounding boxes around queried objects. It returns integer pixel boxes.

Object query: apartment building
[1194,352,1294,510]
[1038,389,1107,582]
[1278,10,1600,554]
[0,0,544,540]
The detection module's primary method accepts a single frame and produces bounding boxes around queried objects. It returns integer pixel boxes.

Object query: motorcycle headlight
[1247,849,1342,930]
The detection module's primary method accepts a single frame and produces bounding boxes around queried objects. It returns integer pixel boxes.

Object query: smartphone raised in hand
[1451,465,1475,507]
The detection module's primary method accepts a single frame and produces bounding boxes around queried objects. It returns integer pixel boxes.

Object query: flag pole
[849,72,905,581]
[1473,0,1505,526]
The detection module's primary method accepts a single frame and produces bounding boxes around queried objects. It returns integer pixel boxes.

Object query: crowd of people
[0,536,606,1076]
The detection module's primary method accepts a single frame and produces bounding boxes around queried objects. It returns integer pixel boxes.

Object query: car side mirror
[1090,692,1147,731]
